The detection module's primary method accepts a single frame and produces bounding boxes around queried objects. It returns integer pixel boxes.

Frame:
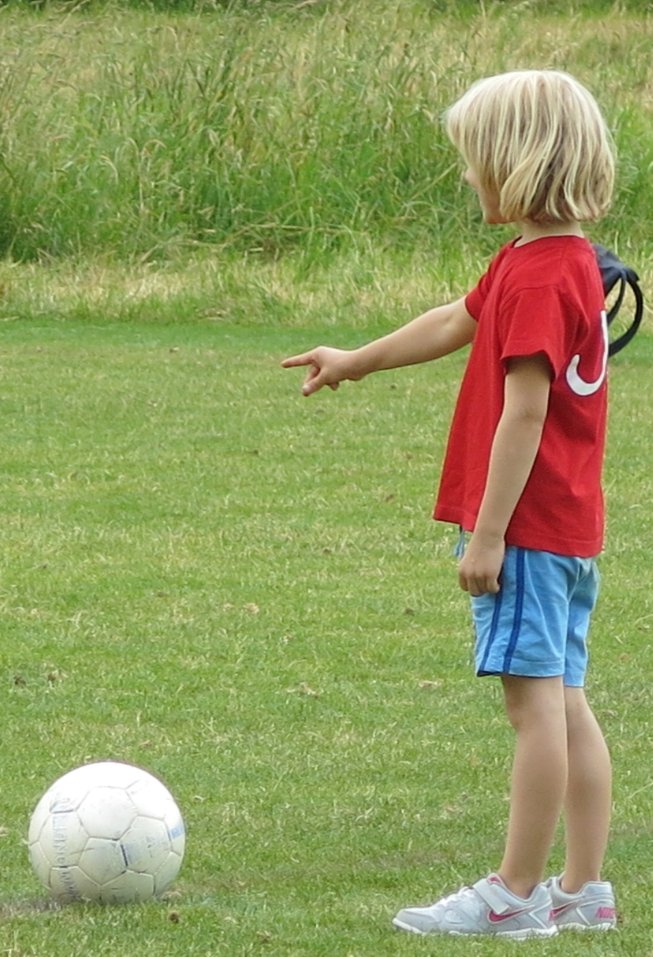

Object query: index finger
[281,352,314,369]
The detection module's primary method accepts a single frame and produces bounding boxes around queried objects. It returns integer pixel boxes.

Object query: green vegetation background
[0,2,651,956]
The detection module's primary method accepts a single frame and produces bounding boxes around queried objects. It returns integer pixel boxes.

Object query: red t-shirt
[434,236,608,557]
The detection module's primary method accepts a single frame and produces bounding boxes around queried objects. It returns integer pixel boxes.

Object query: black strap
[593,243,644,357]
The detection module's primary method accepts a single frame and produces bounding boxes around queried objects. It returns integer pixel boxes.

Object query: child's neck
[515,220,584,246]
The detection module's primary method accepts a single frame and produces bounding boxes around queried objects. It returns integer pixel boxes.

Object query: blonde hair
[445,70,615,224]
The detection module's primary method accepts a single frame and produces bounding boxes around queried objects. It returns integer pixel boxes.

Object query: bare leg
[561,687,612,892]
[498,675,568,899]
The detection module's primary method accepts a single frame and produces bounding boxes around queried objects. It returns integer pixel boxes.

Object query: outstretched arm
[282,297,476,396]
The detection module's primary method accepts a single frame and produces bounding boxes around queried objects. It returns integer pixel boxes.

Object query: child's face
[464,168,507,225]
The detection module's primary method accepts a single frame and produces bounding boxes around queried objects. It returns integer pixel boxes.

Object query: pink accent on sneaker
[551,903,576,920]
[488,907,538,924]
[596,907,616,920]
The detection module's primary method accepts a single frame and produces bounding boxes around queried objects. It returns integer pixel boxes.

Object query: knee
[503,692,534,731]
[564,687,602,739]
[502,676,565,733]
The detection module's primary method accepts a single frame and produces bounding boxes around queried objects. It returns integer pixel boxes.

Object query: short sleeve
[498,286,579,378]
[465,245,512,322]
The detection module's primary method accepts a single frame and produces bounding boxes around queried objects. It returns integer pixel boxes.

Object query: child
[282,70,618,939]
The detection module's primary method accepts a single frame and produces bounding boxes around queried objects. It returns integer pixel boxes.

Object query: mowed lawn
[0,312,651,956]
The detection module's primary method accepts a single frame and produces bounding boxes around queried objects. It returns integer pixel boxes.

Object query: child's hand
[281,346,360,396]
[458,533,505,596]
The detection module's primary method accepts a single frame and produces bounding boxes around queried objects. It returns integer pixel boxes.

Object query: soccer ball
[28,761,186,904]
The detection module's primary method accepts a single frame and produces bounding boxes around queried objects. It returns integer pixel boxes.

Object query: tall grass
[0,1,651,264]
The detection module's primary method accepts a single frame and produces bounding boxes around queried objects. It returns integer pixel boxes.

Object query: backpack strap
[593,243,644,357]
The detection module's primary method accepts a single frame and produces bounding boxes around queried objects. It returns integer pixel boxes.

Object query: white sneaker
[392,873,557,938]
[548,875,617,931]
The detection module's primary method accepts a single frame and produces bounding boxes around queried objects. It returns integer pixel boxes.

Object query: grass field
[0,1,652,955]
[0,314,652,956]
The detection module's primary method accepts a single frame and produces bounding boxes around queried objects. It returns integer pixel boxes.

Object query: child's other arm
[281,297,475,396]
[458,353,551,596]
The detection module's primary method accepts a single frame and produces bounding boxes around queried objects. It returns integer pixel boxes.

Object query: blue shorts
[470,546,600,687]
